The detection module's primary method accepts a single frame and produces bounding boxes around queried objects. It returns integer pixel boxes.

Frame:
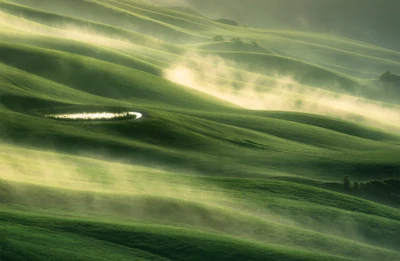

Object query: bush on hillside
[251,41,259,47]
[231,37,243,45]
[213,35,225,42]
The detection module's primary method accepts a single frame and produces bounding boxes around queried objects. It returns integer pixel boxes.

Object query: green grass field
[1,0,400,260]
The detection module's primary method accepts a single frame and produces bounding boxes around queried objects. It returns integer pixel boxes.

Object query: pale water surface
[45,112,143,120]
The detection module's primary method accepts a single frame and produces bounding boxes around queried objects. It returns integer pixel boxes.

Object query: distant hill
[213,18,239,26]
[146,0,400,51]
[168,6,204,17]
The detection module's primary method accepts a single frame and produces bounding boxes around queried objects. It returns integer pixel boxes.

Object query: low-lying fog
[164,52,400,132]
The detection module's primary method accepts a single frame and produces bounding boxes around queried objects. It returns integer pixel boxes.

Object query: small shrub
[230,37,243,45]
[251,41,259,47]
[213,35,225,42]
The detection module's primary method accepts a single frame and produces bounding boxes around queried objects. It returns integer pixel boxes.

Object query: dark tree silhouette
[343,176,351,189]
[379,71,400,84]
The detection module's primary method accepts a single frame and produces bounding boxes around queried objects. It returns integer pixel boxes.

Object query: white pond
[45,112,143,120]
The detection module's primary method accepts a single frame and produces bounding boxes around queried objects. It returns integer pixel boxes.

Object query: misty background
[147,0,400,51]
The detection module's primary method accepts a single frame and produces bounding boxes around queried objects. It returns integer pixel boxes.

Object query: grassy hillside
[1,0,400,260]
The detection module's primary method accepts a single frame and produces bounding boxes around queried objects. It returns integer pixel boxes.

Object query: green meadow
[1,0,400,260]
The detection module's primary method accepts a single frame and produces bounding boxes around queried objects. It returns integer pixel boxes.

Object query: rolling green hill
[1,0,400,260]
